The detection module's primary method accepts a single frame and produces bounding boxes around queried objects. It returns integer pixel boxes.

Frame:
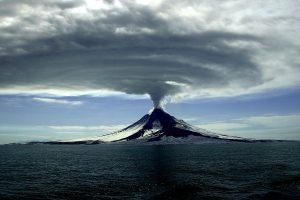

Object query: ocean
[0,142,299,200]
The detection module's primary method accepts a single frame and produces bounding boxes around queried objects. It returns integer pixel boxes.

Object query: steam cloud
[0,0,299,107]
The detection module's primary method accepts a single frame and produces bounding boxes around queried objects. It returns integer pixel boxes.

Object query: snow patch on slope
[100,124,142,142]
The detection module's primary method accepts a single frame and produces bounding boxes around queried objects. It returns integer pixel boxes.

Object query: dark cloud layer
[0,0,299,106]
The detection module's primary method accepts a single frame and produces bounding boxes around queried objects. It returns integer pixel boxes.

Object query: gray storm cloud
[0,0,299,106]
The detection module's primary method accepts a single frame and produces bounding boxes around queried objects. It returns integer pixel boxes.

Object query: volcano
[98,108,250,144]
[28,108,273,145]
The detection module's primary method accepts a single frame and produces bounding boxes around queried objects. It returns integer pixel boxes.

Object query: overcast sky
[0,0,300,144]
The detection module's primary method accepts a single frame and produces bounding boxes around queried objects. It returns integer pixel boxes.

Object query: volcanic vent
[98,107,248,143]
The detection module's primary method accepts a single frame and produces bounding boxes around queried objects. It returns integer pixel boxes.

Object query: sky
[0,0,300,144]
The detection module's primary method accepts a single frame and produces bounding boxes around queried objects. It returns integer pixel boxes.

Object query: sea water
[0,142,299,200]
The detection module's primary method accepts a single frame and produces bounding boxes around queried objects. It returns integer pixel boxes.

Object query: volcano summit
[97,108,250,144]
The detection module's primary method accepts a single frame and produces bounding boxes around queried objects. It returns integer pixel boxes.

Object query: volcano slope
[98,108,253,144]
